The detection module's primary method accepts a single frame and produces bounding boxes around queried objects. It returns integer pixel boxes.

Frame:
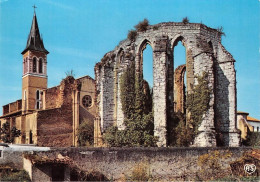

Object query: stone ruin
[95,22,240,147]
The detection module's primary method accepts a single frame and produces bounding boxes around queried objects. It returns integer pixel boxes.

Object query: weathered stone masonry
[95,22,240,147]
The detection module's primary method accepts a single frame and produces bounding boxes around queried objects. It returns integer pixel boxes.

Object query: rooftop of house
[247,116,260,123]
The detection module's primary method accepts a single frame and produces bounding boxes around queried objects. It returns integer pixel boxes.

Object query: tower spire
[21,8,48,54]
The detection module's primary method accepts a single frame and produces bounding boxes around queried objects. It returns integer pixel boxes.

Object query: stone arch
[136,39,153,78]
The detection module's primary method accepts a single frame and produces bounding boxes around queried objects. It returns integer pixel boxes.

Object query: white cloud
[42,0,75,11]
[0,0,8,4]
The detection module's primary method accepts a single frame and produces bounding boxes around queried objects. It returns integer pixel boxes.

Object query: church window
[39,58,43,73]
[33,57,37,73]
[36,90,41,109]
[82,95,92,108]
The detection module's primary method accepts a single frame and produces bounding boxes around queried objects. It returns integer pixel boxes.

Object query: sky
[0,0,259,119]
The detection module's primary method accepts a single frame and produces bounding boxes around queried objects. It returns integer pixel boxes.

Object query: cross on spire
[32,5,37,13]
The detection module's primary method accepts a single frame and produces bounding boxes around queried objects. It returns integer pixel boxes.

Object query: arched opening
[36,90,40,109]
[39,58,43,73]
[33,57,37,73]
[173,38,187,114]
[140,41,153,114]
[29,130,33,144]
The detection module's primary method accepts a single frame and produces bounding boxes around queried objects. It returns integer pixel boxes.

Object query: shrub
[134,18,149,32]
[131,163,149,181]
[197,150,232,180]
[242,131,260,146]
[77,118,94,146]
[182,17,189,24]
[127,30,137,42]
[216,26,226,36]
[0,170,31,181]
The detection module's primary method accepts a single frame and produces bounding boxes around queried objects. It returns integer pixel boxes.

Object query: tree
[77,118,94,146]
[0,122,21,143]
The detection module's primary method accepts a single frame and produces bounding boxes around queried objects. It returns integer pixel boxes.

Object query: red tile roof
[247,116,260,122]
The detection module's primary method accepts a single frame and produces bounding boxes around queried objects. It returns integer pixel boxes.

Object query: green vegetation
[77,118,94,146]
[168,72,211,146]
[0,122,21,143]
[242,131,260,146]
[131,163,149,181]
[197,150,232,180]
[0,169,31,182]
[103,63,157,147]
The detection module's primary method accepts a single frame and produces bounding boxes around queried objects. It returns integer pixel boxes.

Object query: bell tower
[21,10,49,114]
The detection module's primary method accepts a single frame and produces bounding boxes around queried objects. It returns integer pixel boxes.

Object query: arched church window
[39,58,43,73]
[36,90,41,109]
[33,57,37,73]
[82,95,92,108]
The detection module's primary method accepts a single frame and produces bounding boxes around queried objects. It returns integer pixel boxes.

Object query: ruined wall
[174,65,186,113]
[215,43,240,146]
[36,77,79,147]
[95,22,240,147]
[43,86,61,109]
[27,147,252,181]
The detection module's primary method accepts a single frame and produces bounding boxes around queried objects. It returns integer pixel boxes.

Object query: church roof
[21,12,49,54]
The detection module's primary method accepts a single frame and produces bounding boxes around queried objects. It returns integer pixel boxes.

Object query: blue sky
[0,0,259,119]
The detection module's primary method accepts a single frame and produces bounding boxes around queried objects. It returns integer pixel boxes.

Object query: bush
[182,17,189,24]
[77,118,94,146]
[134,18,149,32]
[127,30,137,42]
[0,170,31,181]
[216,26,226,36]
[242,131,260,146]
[131,163,149,181]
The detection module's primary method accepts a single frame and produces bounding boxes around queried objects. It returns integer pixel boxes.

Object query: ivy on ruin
[168,72,211,146]
[103,63,157,147]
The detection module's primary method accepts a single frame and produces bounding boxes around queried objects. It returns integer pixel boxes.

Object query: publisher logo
[244,164,256,174]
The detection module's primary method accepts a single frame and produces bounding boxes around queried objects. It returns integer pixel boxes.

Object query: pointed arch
[39,58,43,73]
[33,57,37,73]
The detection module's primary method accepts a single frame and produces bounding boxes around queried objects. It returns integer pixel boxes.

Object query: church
[0,12,96,147]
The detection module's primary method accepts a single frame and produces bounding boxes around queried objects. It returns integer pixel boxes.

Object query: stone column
[193,53,216,147]
[153,36,168,147]
[215,43,240,146]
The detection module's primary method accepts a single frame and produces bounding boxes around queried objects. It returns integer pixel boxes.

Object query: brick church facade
[0,12,96,147]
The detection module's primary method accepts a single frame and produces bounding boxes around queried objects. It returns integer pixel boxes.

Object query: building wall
[22,75,47,111]
[78,76,96,124]
[248,121,260,132]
